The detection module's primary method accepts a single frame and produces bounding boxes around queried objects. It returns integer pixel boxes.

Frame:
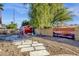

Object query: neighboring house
[0,24,6,29]
[0,24,6,34]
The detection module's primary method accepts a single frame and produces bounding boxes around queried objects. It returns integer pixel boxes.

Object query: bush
[6,22,17,29]
[22,20,30,26]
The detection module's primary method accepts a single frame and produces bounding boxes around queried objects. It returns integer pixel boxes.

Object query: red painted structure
[20,25,32,35]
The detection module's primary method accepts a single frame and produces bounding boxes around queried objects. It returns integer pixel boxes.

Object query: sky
[64,3,79,25]
[1,3,79,28]
[2,3,30,28]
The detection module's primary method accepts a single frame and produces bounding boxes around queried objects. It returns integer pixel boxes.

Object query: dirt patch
[32,37,79,56]
[0,37,79,56]
[0,40,29,56]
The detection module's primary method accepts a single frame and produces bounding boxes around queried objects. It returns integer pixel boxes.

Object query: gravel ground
[32,37,79,56]
[0,37,79,56]
[0,40,29,56]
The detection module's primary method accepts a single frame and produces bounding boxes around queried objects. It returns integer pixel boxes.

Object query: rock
[13,41,22,45]
[33,41,38,44]
[30,50,50,56]
[34,46,46,50]
[17,44,31,48]
[32,43,44,47]
[22,40,32,45]
[20,47,34,52]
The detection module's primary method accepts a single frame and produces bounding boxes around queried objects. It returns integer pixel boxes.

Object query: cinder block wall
[35,27,79,41]
[35,28,53,36]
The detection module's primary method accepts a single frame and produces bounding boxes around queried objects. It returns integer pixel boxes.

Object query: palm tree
[0,4,3,24]
[51,8,73,27]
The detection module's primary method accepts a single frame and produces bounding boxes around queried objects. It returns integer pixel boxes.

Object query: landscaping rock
[33,41,38,44]
[30,50,50,56]
[17,44,31,48]
[32,43,44,47]
[20,47,34,52]
[22,40,32,45]
[13,41,22,45]
[34,46,46,50]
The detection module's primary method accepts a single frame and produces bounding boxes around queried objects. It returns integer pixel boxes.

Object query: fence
[0,28,19,35]
[35,26,79,41]
[35,28,53,36]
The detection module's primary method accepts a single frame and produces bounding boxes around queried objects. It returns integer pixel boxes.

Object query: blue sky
[64,3,79,25]
[1,3,79,28]
[2,3,30,28]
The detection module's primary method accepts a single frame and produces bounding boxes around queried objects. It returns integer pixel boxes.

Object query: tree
[0,4,3,24]
[6,22,17,29]
[50,4,73,27]
[22,20,30,26]
[30,4,52,28]
[29,3,73,28]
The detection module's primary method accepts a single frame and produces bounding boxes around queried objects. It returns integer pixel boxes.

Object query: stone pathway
[12,39,50,56]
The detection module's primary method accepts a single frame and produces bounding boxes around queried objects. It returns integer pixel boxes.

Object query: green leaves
[29,3,73,28]
[52,8,72,25]
[30,4,52,28]
[6,22,17,29]
[22,20,30,26]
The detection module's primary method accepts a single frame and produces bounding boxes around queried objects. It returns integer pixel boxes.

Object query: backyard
[0,3,79,56]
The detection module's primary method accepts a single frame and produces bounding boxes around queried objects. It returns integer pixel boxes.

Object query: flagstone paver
[34,46,46,50]
[13,41,22,45]
[22,40,32,45]
[20,47,34,52]
[12,39,50,56]
[32,41,38,44]
[17,44,31,48]
[30,50,50,56]
[32,43,44,47]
